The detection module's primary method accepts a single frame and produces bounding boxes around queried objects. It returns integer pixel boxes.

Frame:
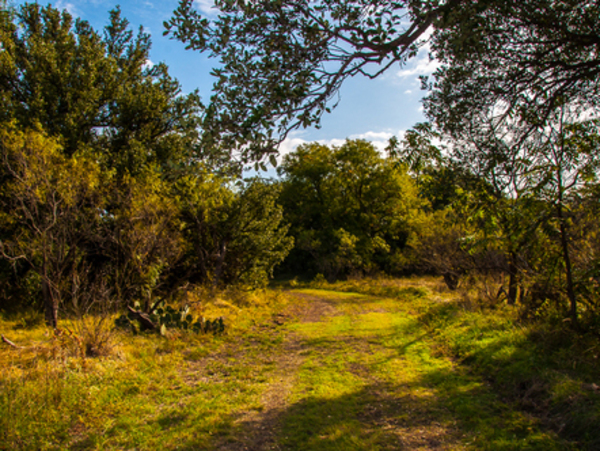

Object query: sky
[14,0,439,156]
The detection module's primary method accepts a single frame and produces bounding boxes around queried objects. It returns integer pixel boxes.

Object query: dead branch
[1,334,23,349]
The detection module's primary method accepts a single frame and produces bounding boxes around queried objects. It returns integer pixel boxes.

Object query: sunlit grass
[1,278,599,449]
[0,289,291,450]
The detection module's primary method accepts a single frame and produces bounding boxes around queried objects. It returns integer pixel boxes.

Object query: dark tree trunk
[41,249,58,328]
[212,240,227,288]
[558,205,577,325]
[507,252,518,306]
[443,272,459,290]
[42,278,58,329]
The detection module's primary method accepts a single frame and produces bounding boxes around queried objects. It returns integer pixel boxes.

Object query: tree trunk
[507,252,518,306]
[42,278,58,329]
[443,272,459,290]
[212,240,227,288]
[558,205,577,324]
[42,253,58,329]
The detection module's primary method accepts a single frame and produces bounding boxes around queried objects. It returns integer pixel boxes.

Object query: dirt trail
[213,293,338,451]
[208,290,462,450]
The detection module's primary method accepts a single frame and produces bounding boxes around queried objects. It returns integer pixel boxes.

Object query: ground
[2,278,596,450]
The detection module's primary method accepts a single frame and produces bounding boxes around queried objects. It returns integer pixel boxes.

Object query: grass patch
[1,278,599,449]
[0,289,291,450]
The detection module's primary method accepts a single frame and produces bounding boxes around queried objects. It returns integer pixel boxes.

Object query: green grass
[276,287,565,450]
[1,278,599,449]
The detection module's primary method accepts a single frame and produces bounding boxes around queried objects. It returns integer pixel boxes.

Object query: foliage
[0,4,295,328]
[165,0,600,164]
[103,168,186,313]
[278,139,425,279]
[426,0,600,136]
[0,123,109,327]
[0,3,205,175]
[422,79,600,320]
[178,176,294,289]
[165,0,450,163]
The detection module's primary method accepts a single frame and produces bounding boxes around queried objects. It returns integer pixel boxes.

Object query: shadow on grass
[170,368,568,451]
[168,348,574,450]
[96,289,597,450]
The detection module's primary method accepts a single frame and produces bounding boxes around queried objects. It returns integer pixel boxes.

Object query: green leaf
[269,154,278,168]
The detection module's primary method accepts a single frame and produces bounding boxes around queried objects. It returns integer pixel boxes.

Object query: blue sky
[15,0,438,155]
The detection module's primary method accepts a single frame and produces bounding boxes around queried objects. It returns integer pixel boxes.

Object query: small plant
[313,273,327,287]
[115,303,225,336]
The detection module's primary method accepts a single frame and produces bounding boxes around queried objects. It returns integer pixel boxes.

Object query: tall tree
[278,139,424,278]
[422,1,600,319]
[0,3,203,176]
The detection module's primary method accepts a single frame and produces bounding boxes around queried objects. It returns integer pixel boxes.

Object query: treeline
[276,134,600,330]
[0,4,292,327]
[1,3,599,332]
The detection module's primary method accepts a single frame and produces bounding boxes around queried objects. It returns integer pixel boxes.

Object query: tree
[166,0,600,162]
[178,175,294,289]
[416,97,600,317]
[0,123,107,327]
[529,114,600,321]
[102,168,186,314]
[165,0,458,163]
[278,139,424,279]
[419,0,600,320]
[425,0,600,137]
[0,3,204,176]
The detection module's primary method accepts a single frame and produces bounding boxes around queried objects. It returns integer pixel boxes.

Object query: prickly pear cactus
[115,304,225,336]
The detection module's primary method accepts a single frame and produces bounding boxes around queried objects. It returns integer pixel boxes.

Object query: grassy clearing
[1,278,599,450]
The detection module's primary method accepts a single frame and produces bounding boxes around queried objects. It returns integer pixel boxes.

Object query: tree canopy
[0,3,294,327]
[165,0,458,162]
[277,139,424,279]
[1,3,204,175]
[166,0,600,162]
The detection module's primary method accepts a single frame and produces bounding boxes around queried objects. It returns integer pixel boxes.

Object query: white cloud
[143,59,155,70]
[277,129,407,158]
[396,52,441,80]
[396,27,440,81]
[277,136,308,157]
[194,0,218,15]
[404,89,413,94]
[55,1,79,16]
[350,131,392,141]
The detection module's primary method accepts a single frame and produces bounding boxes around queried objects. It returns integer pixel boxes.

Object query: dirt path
[210,293,340,451]
[206,290,464,450]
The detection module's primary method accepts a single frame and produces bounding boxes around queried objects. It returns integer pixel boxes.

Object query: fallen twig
[1,334,23,349]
